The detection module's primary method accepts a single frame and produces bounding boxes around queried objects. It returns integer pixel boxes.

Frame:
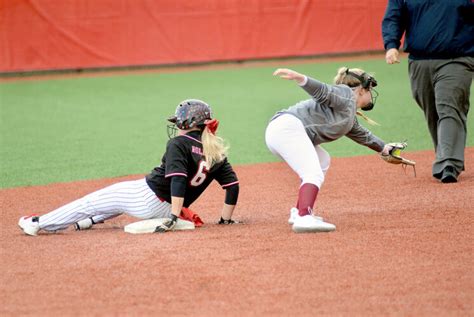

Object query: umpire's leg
[432,57,472,177]
[409,60,438,149]
[409,57,473,178]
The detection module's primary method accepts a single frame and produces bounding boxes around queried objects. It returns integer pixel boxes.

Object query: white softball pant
[265,114,330,188]
[38,178,171,231]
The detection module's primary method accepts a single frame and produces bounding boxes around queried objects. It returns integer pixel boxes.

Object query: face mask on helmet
[166,99,212,138]
[166,124,178,139]
[361,88,379,111]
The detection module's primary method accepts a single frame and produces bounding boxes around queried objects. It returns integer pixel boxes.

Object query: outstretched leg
[21,178,170,234]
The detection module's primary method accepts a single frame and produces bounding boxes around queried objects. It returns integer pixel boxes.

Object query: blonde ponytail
[201,128,228,168]
[356,111,380,126]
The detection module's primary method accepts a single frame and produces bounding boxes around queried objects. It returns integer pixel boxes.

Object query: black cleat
[441,166,458,183]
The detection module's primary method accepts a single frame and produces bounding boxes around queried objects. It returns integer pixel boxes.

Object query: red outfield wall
[0,0,386,72]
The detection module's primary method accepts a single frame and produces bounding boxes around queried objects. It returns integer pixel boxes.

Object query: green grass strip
[1,57,472,188]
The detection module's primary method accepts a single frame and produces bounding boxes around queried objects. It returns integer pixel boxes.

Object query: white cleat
[292,214,336,233]
[18,215,40,236]
[74,217,94,230]
[288,207,322,225]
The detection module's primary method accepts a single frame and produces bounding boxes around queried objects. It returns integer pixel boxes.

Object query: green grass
[1,57,473,188]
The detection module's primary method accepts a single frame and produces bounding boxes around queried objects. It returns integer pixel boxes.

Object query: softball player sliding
[266,67,394,233]
[19,99,240,236]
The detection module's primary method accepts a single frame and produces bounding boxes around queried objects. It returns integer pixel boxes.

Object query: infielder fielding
[266,67,403,233]
[19,99,240,236]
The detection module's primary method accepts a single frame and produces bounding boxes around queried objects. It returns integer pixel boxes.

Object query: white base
[124,218,195,234]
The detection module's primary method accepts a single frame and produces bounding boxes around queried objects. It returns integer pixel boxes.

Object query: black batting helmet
[345,69,378,89]
[168,99,212,130]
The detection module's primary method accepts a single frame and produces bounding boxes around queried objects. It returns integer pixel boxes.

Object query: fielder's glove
[381,142,416,175]
[154,214,178,233]
[217,217,239,225]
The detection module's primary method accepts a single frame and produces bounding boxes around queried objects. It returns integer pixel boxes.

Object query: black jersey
[146,131,239,207]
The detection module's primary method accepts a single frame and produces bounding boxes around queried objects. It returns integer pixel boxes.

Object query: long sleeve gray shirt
[274,77,385,152]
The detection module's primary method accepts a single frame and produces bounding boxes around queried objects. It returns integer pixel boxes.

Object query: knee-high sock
[298,183,319,216]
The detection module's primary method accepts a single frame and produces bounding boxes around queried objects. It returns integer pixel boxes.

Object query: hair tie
[204,119,219,135]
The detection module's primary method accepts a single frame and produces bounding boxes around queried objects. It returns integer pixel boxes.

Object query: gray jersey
[274,77,385,152]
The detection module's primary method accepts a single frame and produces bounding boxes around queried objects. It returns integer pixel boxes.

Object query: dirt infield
[1,148,473,316]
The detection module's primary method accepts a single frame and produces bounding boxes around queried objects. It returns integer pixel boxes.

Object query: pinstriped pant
[38,178,171,231]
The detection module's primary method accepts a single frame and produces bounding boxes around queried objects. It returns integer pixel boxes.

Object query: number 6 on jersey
[190,160,209,186]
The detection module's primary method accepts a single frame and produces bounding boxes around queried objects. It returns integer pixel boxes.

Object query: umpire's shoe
[18,215,40,236]
[441,166,458,183]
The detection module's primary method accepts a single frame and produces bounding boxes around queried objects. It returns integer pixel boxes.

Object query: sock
[297,183,319,217]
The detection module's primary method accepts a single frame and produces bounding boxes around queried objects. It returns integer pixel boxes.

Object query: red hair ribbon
[205,119,219,135]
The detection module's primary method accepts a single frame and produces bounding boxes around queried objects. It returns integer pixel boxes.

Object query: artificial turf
[1,57,472,188]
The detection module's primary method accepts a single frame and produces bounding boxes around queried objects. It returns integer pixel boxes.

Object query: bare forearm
[155,196,183,232]
[171,196,184,217]
[221,203,236,220]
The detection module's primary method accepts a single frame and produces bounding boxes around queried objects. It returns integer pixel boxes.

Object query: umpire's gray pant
[408,56,473,177]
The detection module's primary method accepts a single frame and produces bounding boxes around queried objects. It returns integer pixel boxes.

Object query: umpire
[382,0,474,183]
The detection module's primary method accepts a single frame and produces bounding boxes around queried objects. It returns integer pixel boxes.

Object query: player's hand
[217,217,240,225]
[382,143,393,156]
[154,214,178,233]
[385,48,400,64]
[273,68,306,85]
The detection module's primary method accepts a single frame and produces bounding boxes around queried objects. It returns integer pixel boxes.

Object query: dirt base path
[1,149,473,316]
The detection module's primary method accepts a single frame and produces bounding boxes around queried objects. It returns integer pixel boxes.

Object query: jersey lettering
[190,160,209,186]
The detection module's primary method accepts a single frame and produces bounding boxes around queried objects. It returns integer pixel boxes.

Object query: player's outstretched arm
[217,181,239,224]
